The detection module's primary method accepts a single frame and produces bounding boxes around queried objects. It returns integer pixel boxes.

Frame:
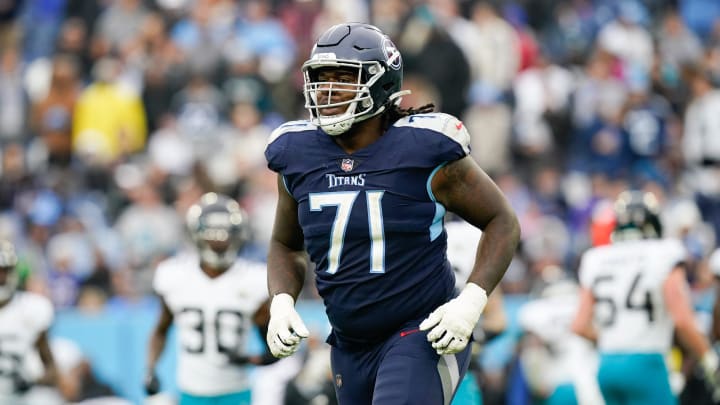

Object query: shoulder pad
[660,238,687,266]
[153,254,192,295]
[19,292,54,330]
[267,120,317,147]
[394,113,470,154]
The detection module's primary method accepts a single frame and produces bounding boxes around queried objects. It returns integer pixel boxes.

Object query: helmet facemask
[302,59,387,136]
[0,268,17,301]
[0,241,18,301]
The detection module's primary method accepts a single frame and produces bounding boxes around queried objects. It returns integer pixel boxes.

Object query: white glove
[420,283,488,355]
[267,293,309,358]
[700,350,720,401]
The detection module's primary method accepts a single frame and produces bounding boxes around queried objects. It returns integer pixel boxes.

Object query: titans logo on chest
[326,173,366,188]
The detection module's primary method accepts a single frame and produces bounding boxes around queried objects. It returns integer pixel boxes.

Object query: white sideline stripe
[437,353,460,405]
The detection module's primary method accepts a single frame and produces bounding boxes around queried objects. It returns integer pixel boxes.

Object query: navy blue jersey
[265,113,471,347]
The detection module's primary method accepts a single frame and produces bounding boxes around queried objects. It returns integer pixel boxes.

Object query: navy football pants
[330,325,473,405]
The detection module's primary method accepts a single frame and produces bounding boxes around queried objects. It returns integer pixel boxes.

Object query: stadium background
[2,0,720,404]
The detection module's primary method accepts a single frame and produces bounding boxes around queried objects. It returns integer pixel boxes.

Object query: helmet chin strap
[319,102,359,136]
[318,89,412,136]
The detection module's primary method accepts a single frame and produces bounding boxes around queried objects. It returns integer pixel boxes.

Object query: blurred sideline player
[572,191,719,405]
[710,248,720,343]
[518,275,604,405]
[710,247,720,399]
[145,193,277,405]
[445,219,508,404]
[0,240,60,403]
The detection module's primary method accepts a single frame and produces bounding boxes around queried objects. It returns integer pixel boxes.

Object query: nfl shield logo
[335,374,343,388]
[341,158,354,172]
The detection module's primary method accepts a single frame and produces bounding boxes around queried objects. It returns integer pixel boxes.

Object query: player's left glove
[267,293,309,358]
[700,350,720,401]
[420,283,488,355]
[143,372,160,396]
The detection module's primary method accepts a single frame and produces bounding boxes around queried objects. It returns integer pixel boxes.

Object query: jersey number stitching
[592,272,655,327]
[309,190,385,274]
[179,308,245,358]
[0,336,22,384]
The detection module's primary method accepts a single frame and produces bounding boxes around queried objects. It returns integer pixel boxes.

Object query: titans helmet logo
[382,38,402,70]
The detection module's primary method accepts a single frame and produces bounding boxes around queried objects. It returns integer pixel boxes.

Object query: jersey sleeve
[662,239,687,267]
[577,249,597,288]
[517,299,558,342]
[26,293,54,332]
[518,301,543,334]
[445,220,482,283]
[153,259,173,297]
[246,261,270,307]
[393,112,471,166]
[265,120,316,174]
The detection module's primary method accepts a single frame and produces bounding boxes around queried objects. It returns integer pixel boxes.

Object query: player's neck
[332,116,383,154]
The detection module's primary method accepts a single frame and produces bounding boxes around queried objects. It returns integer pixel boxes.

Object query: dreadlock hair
[382,103,436,131]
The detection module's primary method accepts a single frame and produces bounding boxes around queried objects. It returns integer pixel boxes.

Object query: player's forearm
[36,333,58,386]
[467,212,520,293]
[676,321,711,360]
[267,240,307,298]
[147,333,167,371]
[571,323,597,344]
[713,283,720,341]
[37,366,58,386]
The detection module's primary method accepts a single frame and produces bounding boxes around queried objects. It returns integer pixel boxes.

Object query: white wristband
[460,283,488,306]
[270,293,296,314]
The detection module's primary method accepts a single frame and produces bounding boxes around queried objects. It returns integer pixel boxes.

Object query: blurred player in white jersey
[572,191,719,405]
[519,277,604,405]
[0,240,59,403]
[710,248,720,343]
[145,193,277,405]
[445,219,508,405]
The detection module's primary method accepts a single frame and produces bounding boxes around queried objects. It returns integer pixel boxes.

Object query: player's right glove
[143,371,160,396]
[700,350,720,401]
[12,374,31,394]
[266,293,309,358]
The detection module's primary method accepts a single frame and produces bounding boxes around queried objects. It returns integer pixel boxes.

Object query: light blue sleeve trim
[427,163,448,241]
[281,175,295,201]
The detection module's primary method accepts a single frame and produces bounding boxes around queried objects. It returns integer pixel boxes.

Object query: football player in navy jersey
[264,22,520,405]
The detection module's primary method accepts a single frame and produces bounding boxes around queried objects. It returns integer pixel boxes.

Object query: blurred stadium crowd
[3,0,720,403]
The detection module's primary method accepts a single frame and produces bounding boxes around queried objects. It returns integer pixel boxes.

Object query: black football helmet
[302,23,406,135]
[0,240,18,301]
[611,191,662,242]
[186,193,249,269]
